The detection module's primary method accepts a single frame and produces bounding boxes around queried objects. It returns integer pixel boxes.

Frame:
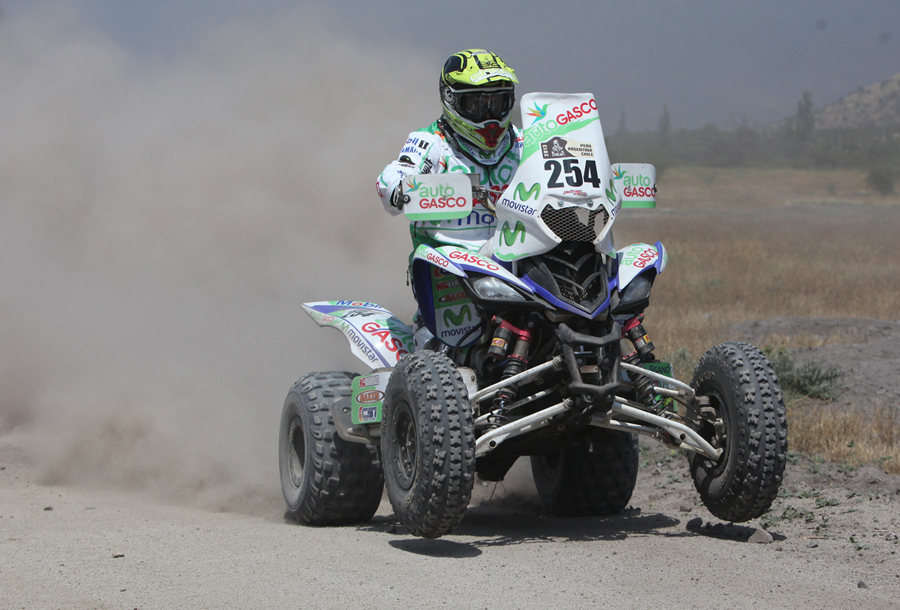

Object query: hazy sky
[3,0,898,130]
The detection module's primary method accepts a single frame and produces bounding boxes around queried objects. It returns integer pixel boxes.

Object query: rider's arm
[376,132,441,215]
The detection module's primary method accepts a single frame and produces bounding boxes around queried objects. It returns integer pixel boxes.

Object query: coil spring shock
[622,315,661,409]
[487,316,532,423]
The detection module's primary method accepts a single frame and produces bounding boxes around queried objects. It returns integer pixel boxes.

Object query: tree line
[606,93,900,194]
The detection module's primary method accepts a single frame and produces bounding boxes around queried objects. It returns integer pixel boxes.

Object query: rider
[376,48,523,254]
[376,49,523,350]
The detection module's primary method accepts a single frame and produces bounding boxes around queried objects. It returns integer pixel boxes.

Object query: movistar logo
[606,183,618,203]
[443,305,473,326]
[514,182,540,201]
[526,102,550,125]
[406,177,421,192]
[612,165,626,180]
[500,221,526,247]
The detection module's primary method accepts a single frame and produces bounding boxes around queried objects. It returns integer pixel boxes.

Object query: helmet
[439,49,518,153]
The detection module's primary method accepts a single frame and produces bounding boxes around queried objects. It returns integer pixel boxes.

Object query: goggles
[455,89,515,122]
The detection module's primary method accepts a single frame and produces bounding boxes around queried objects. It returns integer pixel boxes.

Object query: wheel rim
[288,417,305,488]
[392,402,417,491]
[697,388,731,472]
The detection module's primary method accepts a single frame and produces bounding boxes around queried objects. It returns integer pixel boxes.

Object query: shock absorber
[487,316,532,423]
[622,315,661,409]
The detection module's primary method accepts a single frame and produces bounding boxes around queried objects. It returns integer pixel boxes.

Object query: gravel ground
[3,425,900,608]
[3,316,900,609]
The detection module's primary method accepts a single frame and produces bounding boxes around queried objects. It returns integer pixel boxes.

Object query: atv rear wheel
[531,428,639,516]
[279,371,384,525]
[689,342,787,522]
[381,351,475,539]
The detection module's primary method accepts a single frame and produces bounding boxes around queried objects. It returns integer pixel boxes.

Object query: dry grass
[787,400,900,474]
[752,327,872,350]
[615,167,900,471]
[657,167,900,210]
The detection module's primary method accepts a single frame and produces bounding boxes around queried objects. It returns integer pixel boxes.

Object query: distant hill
[813,72,900,130]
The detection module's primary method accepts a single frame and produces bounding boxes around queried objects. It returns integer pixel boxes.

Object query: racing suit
[376,119,523,348]
[376,119,523,253]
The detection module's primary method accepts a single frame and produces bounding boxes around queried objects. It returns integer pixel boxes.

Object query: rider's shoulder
[400,121,445,150]
[417,120,449,142]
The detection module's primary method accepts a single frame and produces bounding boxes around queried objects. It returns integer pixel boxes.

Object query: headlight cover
[472,276,527,301]
[620,274,652,305]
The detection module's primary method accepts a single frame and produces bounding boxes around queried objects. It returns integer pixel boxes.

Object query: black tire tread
[279,371,384,526]
[382,352,475,538]
[531,428,639,516]
[689,342,788,522]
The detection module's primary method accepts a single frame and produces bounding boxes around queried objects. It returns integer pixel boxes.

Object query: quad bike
[279,92,787,539]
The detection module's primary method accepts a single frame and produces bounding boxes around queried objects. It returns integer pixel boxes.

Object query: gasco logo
[556,99,597,125]
[448,250,500,271]
[622,245,657,269]
[524,99,598,146]
[426,251,450,268]
[361,321,409,356]
[621,174,656,199]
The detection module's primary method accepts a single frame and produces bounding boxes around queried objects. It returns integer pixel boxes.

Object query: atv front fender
[616,241,667,288]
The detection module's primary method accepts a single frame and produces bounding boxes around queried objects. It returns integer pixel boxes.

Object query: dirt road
[3,438,898,610]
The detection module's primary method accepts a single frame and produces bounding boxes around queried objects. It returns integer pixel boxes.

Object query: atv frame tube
[474,399,573,457]
[472,356,564,403]
[590,399,723,460]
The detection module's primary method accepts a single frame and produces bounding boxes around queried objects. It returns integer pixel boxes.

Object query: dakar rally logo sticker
[540,136,594,160]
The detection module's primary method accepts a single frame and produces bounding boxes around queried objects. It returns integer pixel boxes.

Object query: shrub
[866,165,897,195]
[765,347,844,401]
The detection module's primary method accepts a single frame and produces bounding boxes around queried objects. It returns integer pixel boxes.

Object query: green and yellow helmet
[439,49,518,152]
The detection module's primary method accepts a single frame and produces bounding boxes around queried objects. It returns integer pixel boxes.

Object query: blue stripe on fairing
[521,276,610,319]
[308,304,388,315]
[411,259,437,335]
[491,255,514,272]
[452,262,534,294]
[654,241,665,274]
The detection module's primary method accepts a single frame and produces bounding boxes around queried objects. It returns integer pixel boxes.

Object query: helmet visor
[456,90,515,122]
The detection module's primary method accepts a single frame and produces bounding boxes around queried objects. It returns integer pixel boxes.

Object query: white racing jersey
[376,120,523,251]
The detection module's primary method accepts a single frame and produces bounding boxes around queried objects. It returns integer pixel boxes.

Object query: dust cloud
[0,7,435,513]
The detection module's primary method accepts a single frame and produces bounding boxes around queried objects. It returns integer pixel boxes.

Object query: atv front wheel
[689,342,787,522]
[531,428,639,516]
[279,371,384,525]
[381,351,475,538]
